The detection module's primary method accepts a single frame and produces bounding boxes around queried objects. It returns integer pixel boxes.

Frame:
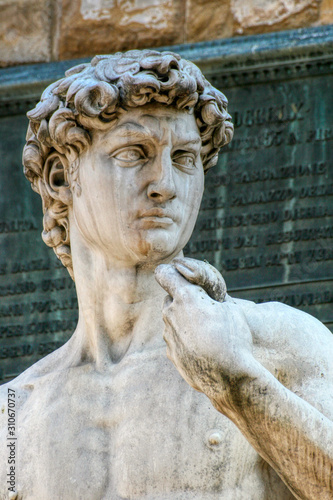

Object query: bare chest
[9,351,287,499]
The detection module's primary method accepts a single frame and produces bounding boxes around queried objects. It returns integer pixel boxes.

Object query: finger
[162,325,176,356]
[161,307,173,330]
[163,325,171,345]
[163,294,173,310]
[173,257,227,303]
[161,306,179,342]
[155,263,193,300]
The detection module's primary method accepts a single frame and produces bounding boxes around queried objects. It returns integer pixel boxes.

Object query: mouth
[137,208,175,228]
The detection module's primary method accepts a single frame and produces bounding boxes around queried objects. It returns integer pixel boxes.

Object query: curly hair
[23,49,234,279]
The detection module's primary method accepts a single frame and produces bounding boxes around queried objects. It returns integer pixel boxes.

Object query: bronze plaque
[0,27,332,382]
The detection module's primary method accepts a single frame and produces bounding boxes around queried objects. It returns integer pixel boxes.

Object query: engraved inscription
[0,114,78,381]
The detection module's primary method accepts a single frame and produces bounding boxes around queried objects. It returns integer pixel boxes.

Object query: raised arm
[155,258,333,500]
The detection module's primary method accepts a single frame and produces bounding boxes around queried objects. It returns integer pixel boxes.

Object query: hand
[155,258,257,413]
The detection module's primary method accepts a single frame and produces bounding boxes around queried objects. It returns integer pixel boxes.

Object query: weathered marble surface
[0,50,332,500]
[2,0,333,67]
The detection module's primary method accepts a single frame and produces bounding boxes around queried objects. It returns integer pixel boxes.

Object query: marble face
[71,104,205,267]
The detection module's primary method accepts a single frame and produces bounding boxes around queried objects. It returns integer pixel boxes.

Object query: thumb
[155,263,194,299]
[173,257,226,303]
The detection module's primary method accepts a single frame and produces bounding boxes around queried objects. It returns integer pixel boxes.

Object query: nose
[147,148,176,202]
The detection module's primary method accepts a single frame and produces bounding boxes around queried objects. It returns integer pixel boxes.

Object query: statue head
[23,50,233,278]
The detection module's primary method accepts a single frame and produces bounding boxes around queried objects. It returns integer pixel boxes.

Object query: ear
[43,152,73,206]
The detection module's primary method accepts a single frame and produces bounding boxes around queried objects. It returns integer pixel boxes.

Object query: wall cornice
[0,25,332,116]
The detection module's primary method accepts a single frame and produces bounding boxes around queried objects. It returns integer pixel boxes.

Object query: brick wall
[1,0,333,67]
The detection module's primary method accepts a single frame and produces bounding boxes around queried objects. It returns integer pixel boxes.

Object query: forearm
[155,260,333,497]
[213,365,333,500]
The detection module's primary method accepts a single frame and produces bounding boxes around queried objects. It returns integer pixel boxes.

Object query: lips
[139,208,174,218]
[137,208,175,227]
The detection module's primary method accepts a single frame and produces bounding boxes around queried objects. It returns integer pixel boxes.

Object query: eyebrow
[111,122,201,146]
[176,136,201,145]
[113,122,147,135]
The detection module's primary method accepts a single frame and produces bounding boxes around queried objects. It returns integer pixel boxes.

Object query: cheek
[182,170,204,216]
[174,170,204,247]
[73,161,120,247]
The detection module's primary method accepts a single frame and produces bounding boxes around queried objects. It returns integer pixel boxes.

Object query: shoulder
[232,297,332,354]
[0,358,46,425]
[230,297,333,415]
[0,340,72,416]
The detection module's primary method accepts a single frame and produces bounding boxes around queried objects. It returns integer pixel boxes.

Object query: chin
[130,234,181,268]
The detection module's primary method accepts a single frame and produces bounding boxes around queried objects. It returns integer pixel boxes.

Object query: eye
[172,151,196,172]
[110,146,147,166]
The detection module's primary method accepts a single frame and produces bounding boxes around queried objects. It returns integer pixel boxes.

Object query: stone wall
[1,0,333,67]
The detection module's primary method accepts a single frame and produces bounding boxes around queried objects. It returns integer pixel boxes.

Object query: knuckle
[162,305,174,324]
[162,324,174,343]
[163,294,173,307]
[176,286,192,302]
[162,295,173,314]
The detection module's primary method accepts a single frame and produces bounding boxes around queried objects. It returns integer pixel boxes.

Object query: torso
[0,344,293,500]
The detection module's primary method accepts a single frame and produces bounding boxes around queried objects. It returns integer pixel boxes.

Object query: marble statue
[0,50,332,500]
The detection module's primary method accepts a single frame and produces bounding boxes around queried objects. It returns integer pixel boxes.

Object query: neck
[68,217,180,369]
